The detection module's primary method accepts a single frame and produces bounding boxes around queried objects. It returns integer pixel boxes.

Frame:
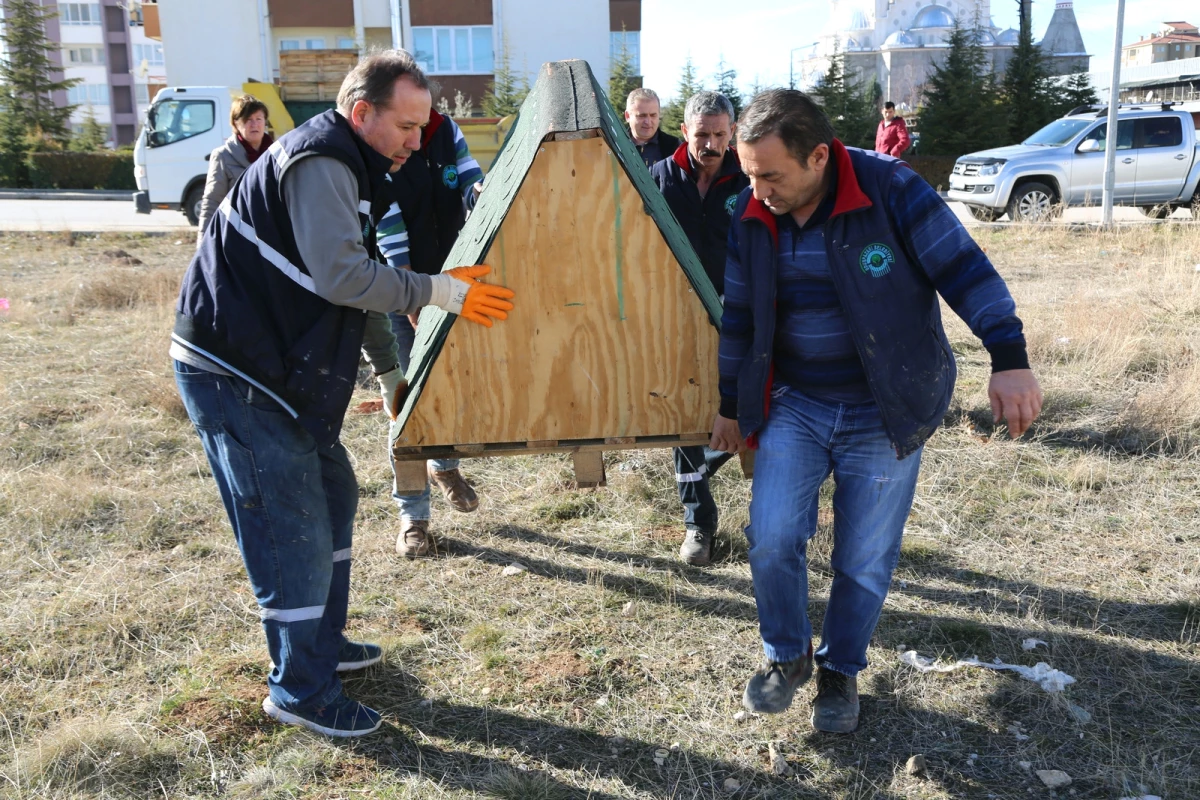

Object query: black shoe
[811,668,860,733]
[678,529,714,566]
[742,646,814,713]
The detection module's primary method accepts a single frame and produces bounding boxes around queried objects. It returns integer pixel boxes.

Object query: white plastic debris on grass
[1021,638,1048,651]
[900,650,1076,693]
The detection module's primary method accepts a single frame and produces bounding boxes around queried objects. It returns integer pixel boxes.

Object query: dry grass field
[0,225,1197,799]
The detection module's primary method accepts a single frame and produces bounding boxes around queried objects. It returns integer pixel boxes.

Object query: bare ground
[0,226,1197,799]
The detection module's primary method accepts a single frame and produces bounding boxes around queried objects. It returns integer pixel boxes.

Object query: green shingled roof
[391,59,719,441]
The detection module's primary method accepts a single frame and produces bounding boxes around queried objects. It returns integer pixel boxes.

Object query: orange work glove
[443,264,515,327]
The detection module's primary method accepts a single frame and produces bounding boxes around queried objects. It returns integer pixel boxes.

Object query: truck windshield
[145,98,216,148]
[1023,118,1092,146]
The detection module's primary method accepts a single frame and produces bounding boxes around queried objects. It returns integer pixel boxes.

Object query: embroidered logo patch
[724,194,738,216]
[859,243,894,277]
[442,164,459,189]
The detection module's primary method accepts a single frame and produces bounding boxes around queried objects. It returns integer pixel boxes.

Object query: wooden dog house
[390,60,724,488]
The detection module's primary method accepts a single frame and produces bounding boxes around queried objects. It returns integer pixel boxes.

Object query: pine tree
[608,27,639,108]
[999,23,1057,143]
[713,57,744,120]
[918,23,1005,155]
[482,37,529,118]
[68,106,107,151]
[810,44,878,149]
[0,0,79,142]
[660,58,702,136]
[1055,69,1098,114]
[0,88,32,187]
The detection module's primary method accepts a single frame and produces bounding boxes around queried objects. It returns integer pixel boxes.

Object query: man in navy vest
[650,90,748,566]
[712,90,1041,733]
[171,51,514,738]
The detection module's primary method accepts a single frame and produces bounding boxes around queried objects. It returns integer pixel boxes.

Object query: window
[67,83,109,105]
[279,39,300,51]
[66,46,105,65]
[145,99,215,147]
[59,3,101,24]
[337,36,355,49]
[411,26,493,74]
[305,38,324,49]
[1077,120,1135,152]
[1138,117,1182,148]
[610,30,641,73]
[133,43,163,66]
[135,84,149,104]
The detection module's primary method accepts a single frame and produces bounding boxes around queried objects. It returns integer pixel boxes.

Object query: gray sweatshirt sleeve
[282,156,433,314]
[361,310,400,375]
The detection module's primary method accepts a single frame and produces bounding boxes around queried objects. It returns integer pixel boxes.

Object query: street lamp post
[1101,0,1126,229]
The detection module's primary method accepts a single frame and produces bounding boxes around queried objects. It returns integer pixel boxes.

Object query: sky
[640,0,1198,99]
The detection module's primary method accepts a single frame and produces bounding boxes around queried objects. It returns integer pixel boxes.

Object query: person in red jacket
[874,101,911,157]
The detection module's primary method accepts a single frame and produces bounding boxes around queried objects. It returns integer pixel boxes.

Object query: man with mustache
[173,51,514,737]
[712,89,1041,733]
[650,91,749,566]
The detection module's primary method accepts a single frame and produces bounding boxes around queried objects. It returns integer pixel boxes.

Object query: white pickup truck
[948,104,1200,222]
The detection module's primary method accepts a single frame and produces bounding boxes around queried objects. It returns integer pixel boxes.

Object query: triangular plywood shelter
[391,60,723,483]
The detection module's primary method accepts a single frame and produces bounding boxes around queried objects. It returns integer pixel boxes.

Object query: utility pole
[1101,0,1125,228]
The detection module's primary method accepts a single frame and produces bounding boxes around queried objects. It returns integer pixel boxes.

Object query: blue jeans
[746,388,922,676]
[674,445,734,533]
[389,312,459,520]
[174,360,355,711]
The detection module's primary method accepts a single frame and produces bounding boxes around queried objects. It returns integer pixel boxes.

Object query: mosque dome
[996,28,1020,45]
[973,29,997,45]
[829,0,874,32]
[881,30,917,49]
[912,4,956,29]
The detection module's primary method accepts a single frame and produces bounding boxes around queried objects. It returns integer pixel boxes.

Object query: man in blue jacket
[711,90,1041,733]
[651,90,748,566]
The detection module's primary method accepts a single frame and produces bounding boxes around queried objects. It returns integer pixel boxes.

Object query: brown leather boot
[396,519,436,559]
[428,466,479,513]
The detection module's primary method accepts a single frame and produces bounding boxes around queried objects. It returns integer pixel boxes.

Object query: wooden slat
[739,450,755,479]
[392,458,427,496]
[391,432,710,461]
[572,451,606,488]
[396,136,721,448]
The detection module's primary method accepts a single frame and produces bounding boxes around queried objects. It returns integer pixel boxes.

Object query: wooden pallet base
[391,434,752,493]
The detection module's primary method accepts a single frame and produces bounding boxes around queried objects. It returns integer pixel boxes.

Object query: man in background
[874,101,911,157]
[626,87,680,168]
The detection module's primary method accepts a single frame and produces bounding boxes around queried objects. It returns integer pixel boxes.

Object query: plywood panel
[396,135,720,447]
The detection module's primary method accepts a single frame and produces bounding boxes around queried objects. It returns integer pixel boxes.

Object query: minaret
[1039,0,1089,75]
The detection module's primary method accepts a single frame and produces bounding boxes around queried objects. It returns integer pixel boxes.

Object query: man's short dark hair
[884,101,896,110]
[337,49,431,114]
[738,89,834,165]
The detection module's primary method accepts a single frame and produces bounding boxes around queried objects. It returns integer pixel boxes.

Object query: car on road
[948,104,1200,222]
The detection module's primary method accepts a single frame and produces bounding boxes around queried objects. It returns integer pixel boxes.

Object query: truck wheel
[183,184,203,227]
[967,206,1000,222]
[1006,182,1060,222]
[1140,204,1173,220]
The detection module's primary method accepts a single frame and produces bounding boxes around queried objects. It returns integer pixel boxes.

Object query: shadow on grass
[436,530,760,623]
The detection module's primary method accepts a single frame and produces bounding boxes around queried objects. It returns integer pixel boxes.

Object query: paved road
[0,198,193,233]
[0,197,1191,234]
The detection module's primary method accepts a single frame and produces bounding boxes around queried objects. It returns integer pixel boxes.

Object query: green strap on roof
[392,59,719,441]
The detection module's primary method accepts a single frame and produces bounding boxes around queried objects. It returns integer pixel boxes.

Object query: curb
[0,189,133,201]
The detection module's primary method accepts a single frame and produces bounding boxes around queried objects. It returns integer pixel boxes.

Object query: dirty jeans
[389,313,459,520]
[174,360,356,711]
[673,445,734,533]
[746,388,922,676]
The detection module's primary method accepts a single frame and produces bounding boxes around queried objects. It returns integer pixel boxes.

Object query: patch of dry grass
[0,228,1197,799]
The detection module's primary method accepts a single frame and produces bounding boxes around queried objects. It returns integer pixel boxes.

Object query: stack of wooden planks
[279,50,359,102]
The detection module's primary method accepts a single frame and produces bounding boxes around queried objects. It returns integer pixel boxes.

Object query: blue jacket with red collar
[719,139,1028,459]
[651,144,749,295]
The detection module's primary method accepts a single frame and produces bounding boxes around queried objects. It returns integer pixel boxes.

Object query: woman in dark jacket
[196,94,273,236]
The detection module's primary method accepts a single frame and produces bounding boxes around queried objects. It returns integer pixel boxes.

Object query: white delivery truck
[133,85,293,225]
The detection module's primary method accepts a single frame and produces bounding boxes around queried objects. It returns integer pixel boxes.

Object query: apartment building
[0,0,164,145]
[146,0,641,113]
[1122,22,1200,67]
